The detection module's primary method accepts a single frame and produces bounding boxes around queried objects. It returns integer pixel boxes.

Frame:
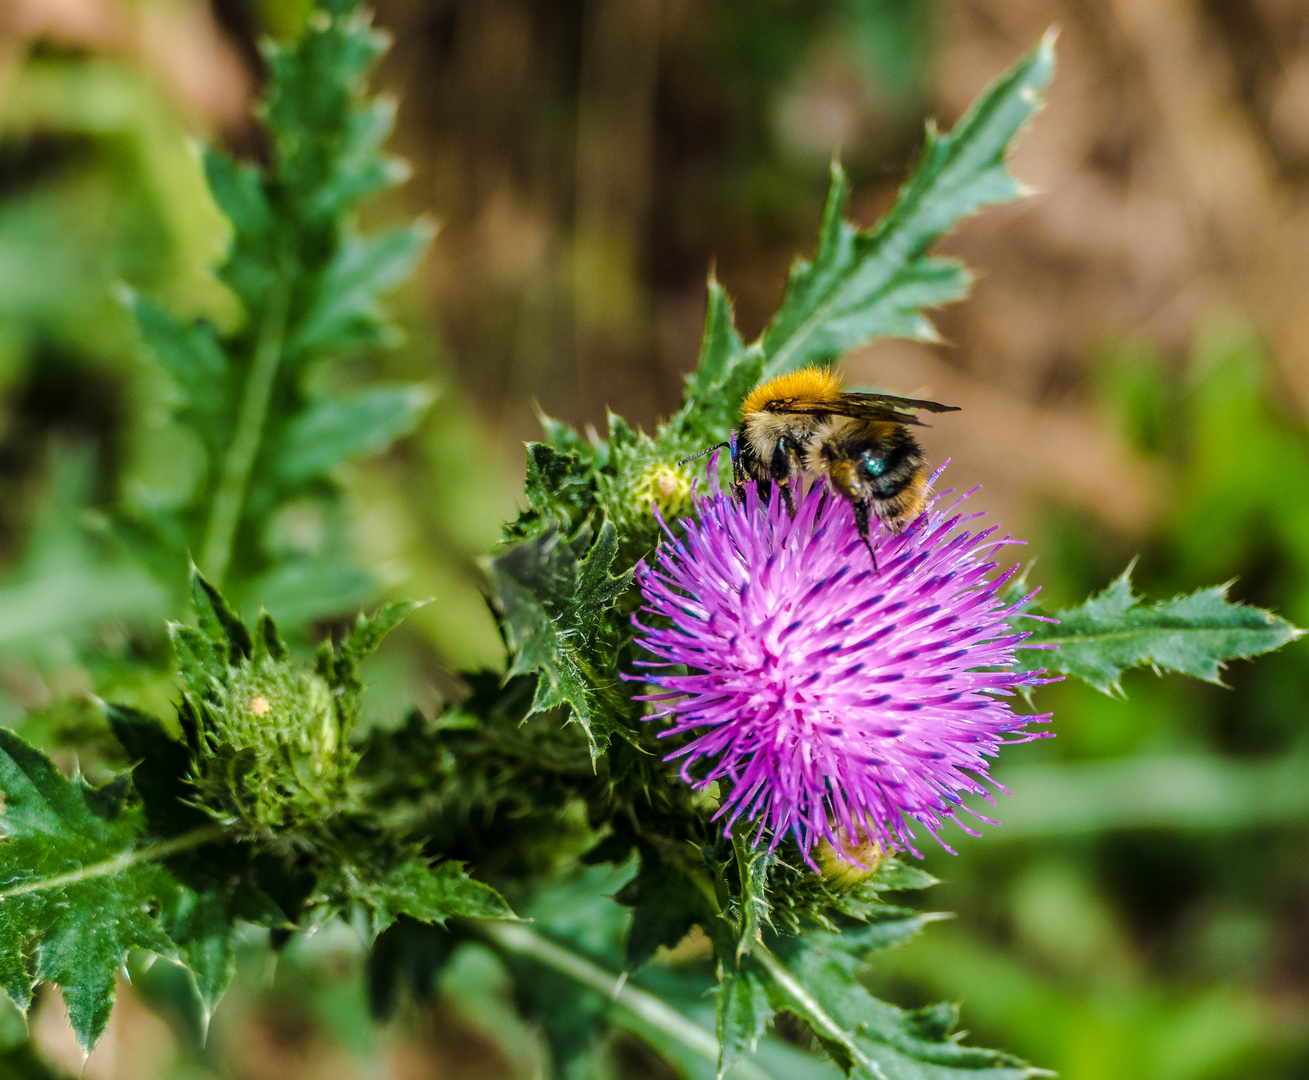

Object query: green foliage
[735,933,1044,1080]
[757,32,1054,379]
[485,522,634,752]
[0,568,509,1052]
[1016,565,1301,695]
[125,0,432,625]
[0,727,182,1050]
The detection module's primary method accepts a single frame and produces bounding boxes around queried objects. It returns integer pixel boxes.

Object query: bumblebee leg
[779,481,797,518]
[853,500,879,574]
[731,454,747,503]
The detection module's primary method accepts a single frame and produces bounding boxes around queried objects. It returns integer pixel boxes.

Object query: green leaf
[130,296,230,430]
[757,33,1054,380]
[1020,564,1303,695]
[0,728,186,1050]
[714,879,948,1077]
[164,886,240,1028]
[264,7,393,216]
[337,599,421,675]
[366,916,457,1019]
[127,0,428,621]
[674,279,762,443]
[190,566,253,663]
[732,834,773,959]
[616,840,715,972]
[716,963,772,1078]
[318,599,422,742]
[323,855,513,940]
[503,441,598,543]
[105,704,209,834]
[485,522,634,752]
[750,937,1046,1079]
[815,908,950,956]
[275,383,435,483]
[288,225,432,358]
[202,146,272,242]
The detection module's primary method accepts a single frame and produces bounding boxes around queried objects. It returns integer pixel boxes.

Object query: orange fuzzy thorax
[741,365,842,416]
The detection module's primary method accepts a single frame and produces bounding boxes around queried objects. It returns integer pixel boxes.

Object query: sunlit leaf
[758,34,1055,379]
[1019,564,1302,695]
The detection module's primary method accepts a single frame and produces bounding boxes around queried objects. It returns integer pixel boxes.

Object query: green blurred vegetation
[0,1,1306,1079]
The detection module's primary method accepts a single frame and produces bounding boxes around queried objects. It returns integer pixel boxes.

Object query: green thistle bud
[173,574,414,853]
[630,462,694,520]
[816,836,885,889]
[189,655,355,843]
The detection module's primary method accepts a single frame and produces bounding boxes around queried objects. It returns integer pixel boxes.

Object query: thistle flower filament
[629,474,1053,862]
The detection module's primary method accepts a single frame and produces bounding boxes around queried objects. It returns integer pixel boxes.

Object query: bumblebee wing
[762,393,957,426]
[838,392,960,415]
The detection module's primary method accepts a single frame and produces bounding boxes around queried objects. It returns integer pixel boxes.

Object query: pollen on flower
[626,472,1055,865]
[249,695,271,716]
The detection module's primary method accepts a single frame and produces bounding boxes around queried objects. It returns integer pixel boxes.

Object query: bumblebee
[690,366,958,569]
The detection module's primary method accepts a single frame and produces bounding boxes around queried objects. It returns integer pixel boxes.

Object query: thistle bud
[190,657,350,842]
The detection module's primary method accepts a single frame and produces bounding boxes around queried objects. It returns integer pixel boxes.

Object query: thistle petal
[627,476,1054,864]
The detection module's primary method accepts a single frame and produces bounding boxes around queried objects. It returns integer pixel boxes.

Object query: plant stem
[0,823,228,901]
[750,944,882,1078]
[476,920,776,1080]
[200,278,291,586]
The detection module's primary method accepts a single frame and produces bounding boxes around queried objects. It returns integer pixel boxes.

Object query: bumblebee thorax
[740,365,842,416]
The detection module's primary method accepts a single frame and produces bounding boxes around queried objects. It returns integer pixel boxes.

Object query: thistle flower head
[628,471,1053,863]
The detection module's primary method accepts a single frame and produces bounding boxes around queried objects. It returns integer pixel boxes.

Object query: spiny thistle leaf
[740,936,1046,1080]
[1019,564,1303,695]
[715,865,945,1077]
[716,962,771,1077]
[316,855,513,940]
[126,0,432,622]
[366,916,457,1019]
[484,522,634,753]
[671,279,759,444]
[614,839,715,972]
[502,441,599,544]
[758,33,1055,380]
[673,32,1055,447]
[0,728,181,1051]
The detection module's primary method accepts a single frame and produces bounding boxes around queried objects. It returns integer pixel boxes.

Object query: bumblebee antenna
[678,442,729,466]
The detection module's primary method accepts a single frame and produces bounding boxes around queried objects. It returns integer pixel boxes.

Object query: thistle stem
[476,920,776,1080]
[200,278,291,586]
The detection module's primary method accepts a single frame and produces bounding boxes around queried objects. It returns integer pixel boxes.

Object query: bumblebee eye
[861,452,886,477]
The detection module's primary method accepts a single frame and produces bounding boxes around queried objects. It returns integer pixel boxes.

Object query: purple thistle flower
[627,470,1053,863]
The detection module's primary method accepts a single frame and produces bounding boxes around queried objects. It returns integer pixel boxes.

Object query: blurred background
[2,0,1309,1077]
